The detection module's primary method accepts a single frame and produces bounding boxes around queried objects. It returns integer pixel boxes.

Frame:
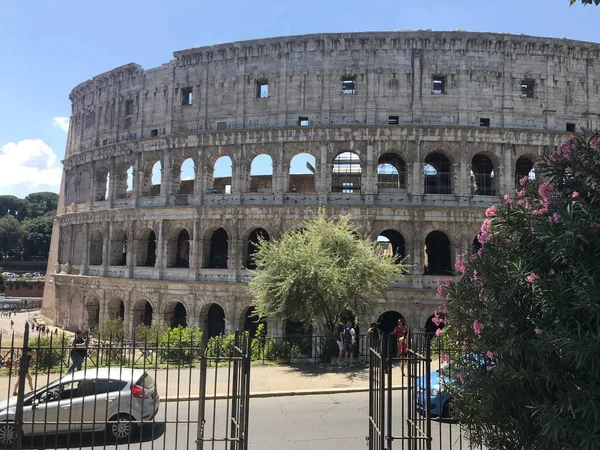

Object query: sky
[0,0,598,198]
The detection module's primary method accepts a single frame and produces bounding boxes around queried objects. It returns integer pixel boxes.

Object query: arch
[115,162,134,199]
[377,153,407,191]
[376,230,405,264]
[72,231,85,265]
[207,228,228,269]
[515,156,535,187]
[246,228,270,270]
[471,154,496,196]
[425,314,445,335]
[249,154,273,193]
[164,301,188,328]
[424,153,452,195]
[167,229,190,268]
[206,304,225,338]
[94,166,109,201]
[89,230,104,266]
[377,310,406,334]
[109,229,128,266]
[332,152,361,193]
[85,297,100,329]
[177,157,195,195]
[288,152,316,193]
[135,228,157,267]
[142,159,162,197]
[132,300,153,328]
[210,156,233,194]
[242,306,266,339]
[107,298,125,321]
[424,231,452,275]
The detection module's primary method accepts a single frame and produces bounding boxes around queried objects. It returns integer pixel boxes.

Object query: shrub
[436,131,600,449]
[158,326,203,364]
[206,333,236,358]
[29,334,69,371]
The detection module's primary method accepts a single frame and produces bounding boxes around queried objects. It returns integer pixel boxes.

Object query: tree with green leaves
[0,215,21,263]
[570,0,599,5]
[20,213,54,259]
[0,195,28,219]
[435,131,600,449]
[24,192,58,219]
[249,212,403,334]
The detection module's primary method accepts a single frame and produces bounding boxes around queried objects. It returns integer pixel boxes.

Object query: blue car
[416,354,485,417]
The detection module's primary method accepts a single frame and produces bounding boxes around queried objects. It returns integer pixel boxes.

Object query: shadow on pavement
[279,362,370,379]
[24,422,166,449]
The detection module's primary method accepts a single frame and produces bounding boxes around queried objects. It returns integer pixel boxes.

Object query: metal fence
[0,323,250,450]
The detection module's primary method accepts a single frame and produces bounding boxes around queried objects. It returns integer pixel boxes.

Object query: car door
[25,382,73,435]
[79,379,128,431]
[33,381,84,434]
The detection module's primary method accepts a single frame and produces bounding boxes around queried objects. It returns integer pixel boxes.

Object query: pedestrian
[393,319,409,375]
[12,347,35,395]
[343,320,356,366]
[10,320,13,329]
[336,320,345,365]
[66,329,87,374]
[367,322,381,343]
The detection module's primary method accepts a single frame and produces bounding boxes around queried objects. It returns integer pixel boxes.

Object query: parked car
[0,368,159,447]
[416,354,484,417]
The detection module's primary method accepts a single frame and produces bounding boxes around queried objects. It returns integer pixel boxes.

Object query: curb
[163,385,407,402]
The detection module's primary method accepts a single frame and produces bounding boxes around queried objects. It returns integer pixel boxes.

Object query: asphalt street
[18,392,478,450]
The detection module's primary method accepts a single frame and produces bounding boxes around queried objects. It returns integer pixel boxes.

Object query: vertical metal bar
[387,333,393,450]
[196,331,209,450]
[13,322,29,450]
[425,336,432,450]
[230,330,240,450]
[241,331,251,450]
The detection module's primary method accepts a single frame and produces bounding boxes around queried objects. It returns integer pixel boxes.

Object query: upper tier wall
[65,31,600,158]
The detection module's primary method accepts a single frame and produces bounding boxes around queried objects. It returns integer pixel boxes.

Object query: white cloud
[53,117,69,133]
[0,139,62,195]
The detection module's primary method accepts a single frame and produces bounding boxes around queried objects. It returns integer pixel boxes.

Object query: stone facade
[43,31,600,337]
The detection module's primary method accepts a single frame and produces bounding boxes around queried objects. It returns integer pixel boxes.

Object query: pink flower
[485,205,497,217]
[457,372,465,384]
[549,268,556,276]
[486,366,494,371]
[499,322,504,328]
[486,351,494,359]
[527,273,540,283]
[440,352,450,364]
[517,189,526,198]
[472,270,479,280]
[534,328,542,335]
[503,194,512,203]
[473,320,484,335]
[538,182,553,200]
[435,328,443,336]
[572,191,579,198]
[519,176,529,187]
[592,223,600,229]
[517,199,524,206]
[550,213,561,223]
[455,255,467,274]
[478,219,493,245]
[436,284,445,299]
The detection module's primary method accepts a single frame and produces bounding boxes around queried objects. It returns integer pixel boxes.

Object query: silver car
[0,368,159,447]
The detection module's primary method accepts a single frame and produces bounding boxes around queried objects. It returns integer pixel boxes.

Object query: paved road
[19,392,478,450]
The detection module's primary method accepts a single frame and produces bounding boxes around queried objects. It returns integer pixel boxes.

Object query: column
[364,141,376,201]
[82,223,90,275]
[134,153,142,207]
[274,143,285,203]
[192,220,200,277]
[161,154,171,205]
[457,151,470,206]
[157,220,165,279]
[108,157,116,208]
[317,143,329,203]
[102,222,110,276]
[126,222,135,278]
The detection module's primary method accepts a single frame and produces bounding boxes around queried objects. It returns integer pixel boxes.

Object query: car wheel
[0,423,19,448]
[108,414,136,441]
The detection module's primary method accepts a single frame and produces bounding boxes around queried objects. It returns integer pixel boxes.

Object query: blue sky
[0,0,598,197]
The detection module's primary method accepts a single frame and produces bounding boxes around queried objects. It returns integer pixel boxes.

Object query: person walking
[66,329,87,374]
[393,319,409,375]
[343,320,356,366]
[336,320,345,365]
[12,347,35,395]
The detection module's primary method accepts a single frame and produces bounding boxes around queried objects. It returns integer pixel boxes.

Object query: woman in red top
[393,319,409,375]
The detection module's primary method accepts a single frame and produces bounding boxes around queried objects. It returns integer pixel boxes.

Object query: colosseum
[42,30,600,339]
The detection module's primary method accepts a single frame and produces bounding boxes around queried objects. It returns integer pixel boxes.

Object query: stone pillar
[126,222,135,278]
[108,157,116,208]
[233,159,247,195]
[89,161,97,205]
[229,239,241,270]
[102,223,110,276]
[161,154,171,205]
[134,153,142,207]
[364,142,376,201]
[157,220,165,279]
[457,151,470,206]
[317,143,329,203]
[82,223,90,275]
[274,143,285,202]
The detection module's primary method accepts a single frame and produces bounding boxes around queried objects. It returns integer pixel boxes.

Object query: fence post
[196,329,209,450]
[13,322,29,450]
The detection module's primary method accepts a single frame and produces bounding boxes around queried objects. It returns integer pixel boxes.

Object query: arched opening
[178,158,195,195]
[208,228,228,269]
[424,153,452,195]
[289,152,316,193]
[376,230,405,264]
[471,154,496,196]
[515,156,535,187]
[142,160,162,197]
[115,163,134,199]
[107,298,125,321]
[424,231,452,275]
[377,153,407,191]
[167,229,190,268]
[133,301,153,328]
[94,167,109,201]
[425,314,445,335]
[284,320,313,357]
[206,304,225,338]
[377,311,406,334]
[109,229,127,266]
[332,152,361,193]
[72,231,85,265]
[86,298,100,329]
[135,229,157,267]
[210,156,232,194]
[246,228,270,270]
[165,302,188,328]
[249,154,273,193]
[89,230,104,266]
[243,306,266,339]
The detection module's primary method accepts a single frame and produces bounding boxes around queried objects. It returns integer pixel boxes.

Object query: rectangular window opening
[225,184,232,195]
[566,123,576,132]
[388,115,399,125]
[150,129,158,137]
[298,116,309,126]
[432,75,446,95]
[520,80,535,99]
[257,80,269,98]
[216,121,227,131]
[125,99,134,116]
[480,118,490,127]
[341,76,356,95]
[182,87,193,105]
[342,182,354,194]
